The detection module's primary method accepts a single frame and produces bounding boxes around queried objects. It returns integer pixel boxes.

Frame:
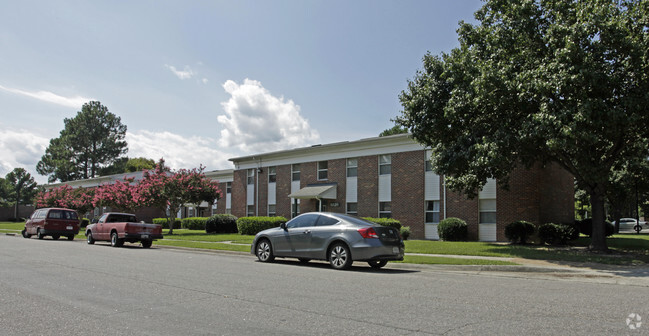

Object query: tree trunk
[589,191,609,252]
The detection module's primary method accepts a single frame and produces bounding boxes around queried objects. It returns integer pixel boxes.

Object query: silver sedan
[251,212,404,270]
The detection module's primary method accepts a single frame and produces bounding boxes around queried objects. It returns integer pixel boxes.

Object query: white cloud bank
[217,79,320,152]
[0,85,91,108]
[0,125,50,183]
[126,131,234,172]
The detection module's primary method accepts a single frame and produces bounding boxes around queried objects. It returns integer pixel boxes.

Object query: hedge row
[206,214,238,233]
[153,218,181,229]
[237,216,288,235]
[363,217,401,230]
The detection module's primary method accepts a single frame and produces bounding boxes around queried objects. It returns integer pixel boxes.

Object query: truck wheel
[86,232,95,244]
[37,229,44,240]
[67,235,74,241]
[22,229,31,239]
[110,232,123,247]
[141,240,152,248]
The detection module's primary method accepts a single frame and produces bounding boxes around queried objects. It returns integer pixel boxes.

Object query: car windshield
[332,213,373,226]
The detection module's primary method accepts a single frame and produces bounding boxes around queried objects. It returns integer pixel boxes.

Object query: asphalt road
[1,235,647,336]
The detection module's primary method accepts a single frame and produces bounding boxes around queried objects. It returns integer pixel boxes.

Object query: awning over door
[288,184,337,200]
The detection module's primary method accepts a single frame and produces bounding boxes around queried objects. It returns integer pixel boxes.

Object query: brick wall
[539,162,575,225]
[276,164,292,218]
[258,168,268,216]
[327,158,347,213]
[231,169,248,218]
[446,189,480,240]
[357,155,379,217]
[392,151,425,239]
[300,161,318,213]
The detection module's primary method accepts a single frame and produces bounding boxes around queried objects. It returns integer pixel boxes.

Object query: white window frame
[318,161,328,180]
[379,155,392,175]
[346,202,358,215]
[347,158,358,177]
[247,169,255,185]
[268,166,276,183]
[292,164,301,181]
[379,202,392,218]
[425,200,440,224]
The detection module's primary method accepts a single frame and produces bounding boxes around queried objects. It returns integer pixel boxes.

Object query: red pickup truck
[85,212,163,248]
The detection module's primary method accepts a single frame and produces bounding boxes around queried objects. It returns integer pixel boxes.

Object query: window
[347,158,358,177]
[268,166,276,183]
[379,202,392,218]
[318,161,328,180]
[317,216,339,226]
[425,151,433,172]
[479,199,497,224]
[226,182,232,194]
[426,201,440,223]
[247,169,255,185]
[292,164,301,181]
[292,203,300,217]
[286,214,319,228]
[268,204,276,216]
[346,203,358,215]
[379,155,392,175]
[247,205,255,217]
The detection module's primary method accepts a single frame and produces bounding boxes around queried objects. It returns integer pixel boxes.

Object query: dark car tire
[52,234,60,240]
[86,232,95,244]
[368,260,388,269]
[329,243,352,270]
[22,229,31,239]
[141,240,152,248]
[37,229,44,240]
[67,235,74,241]
[110,232,123,247]
[255,239,275,262]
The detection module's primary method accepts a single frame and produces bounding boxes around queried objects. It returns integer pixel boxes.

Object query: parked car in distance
[613,218,644,232]
[85,212,163,248]
[21,208,80,240]
[252,212,404,270]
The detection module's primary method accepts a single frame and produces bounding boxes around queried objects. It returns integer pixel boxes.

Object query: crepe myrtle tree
[93,177,144,214]
[35,185,95,216]
[138,160,222,234]
[397,0,649,252]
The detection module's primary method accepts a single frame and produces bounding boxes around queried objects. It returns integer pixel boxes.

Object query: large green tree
[397,0,649,252]
[98,157,157,176]
[37,101,128,182]
[5,168,38,220]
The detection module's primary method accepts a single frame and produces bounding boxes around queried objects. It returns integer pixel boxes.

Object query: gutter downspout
[443,175,447,220]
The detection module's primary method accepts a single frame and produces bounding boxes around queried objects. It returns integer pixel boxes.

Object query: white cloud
[0,125,50,184]
[0,85,91,108]
[126,130,234,172]
[217,79,320,152]
[165,64,195,80]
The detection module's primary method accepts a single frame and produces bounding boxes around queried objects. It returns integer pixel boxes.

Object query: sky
[0,0,483,184]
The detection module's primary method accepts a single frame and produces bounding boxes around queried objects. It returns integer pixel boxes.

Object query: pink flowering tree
[35,185,95,216]
[93,177,143,214]
[139,160,222,234]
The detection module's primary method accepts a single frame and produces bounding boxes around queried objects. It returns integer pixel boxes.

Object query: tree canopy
[397,0,649,251]
[5,168,38,219]
[37,101,128,182]
[98,157,157,176]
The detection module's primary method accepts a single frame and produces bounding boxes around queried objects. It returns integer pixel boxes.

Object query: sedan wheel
[21,229,31,239]
[329,243,352,270]
[368,260,388,269]
[256,239,275,262]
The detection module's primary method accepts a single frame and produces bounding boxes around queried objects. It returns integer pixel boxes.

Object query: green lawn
[6,223,648,266]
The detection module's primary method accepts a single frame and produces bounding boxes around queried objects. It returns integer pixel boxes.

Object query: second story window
[292,164,301,181]
[379,155,392,175]
[347,158,358,177]
[318,161,328,180]
[226,182,232,194]
[247,169,255,185]
[268,166,276,183]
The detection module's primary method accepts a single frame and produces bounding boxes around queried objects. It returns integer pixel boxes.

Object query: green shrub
[437,217,468,241]
[363,217,401,230]
[538,223,579,245]
[153,218,181,229]
[205,214,238,233]
[400,226,411,240]
[237,216,288,235]
[577,218,614,237]
[504,221,535,244]
[182,217,209,230]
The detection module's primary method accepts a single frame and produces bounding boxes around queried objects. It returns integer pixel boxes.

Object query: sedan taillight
[358,227,379,239]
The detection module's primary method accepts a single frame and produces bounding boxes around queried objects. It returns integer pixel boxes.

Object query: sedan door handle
[303,230,311,234]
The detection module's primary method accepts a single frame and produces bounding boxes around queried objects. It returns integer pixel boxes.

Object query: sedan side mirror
[91,218,98,224]
[280,222,287,230]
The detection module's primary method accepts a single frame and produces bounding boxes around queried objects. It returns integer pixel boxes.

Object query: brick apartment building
[213,134,574,241]
[48,134,574,241]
